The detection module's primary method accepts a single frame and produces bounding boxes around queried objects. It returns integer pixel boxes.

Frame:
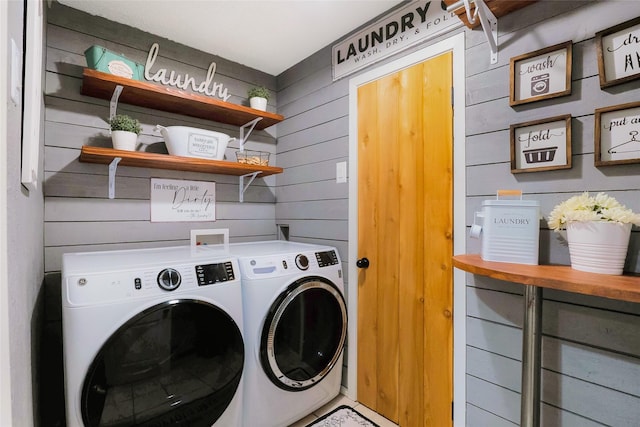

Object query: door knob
[356,257,370,268]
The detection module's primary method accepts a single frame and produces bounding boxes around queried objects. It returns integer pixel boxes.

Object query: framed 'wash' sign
[510,114,572,173]
[595,101,640,166]
[596,17,640,89]
[509,41,572,107]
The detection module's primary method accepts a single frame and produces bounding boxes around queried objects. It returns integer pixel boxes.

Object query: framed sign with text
[596,17,640,89]
[510,114,572,173]
[595,101,640,166]
[151,178,216,222]
[509,41,572,107]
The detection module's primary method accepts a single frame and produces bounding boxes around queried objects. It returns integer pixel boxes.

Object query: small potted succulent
[247,86,270,111]
[108,114,142,151]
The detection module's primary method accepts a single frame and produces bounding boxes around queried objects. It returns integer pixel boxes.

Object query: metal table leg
[521,285,542,427]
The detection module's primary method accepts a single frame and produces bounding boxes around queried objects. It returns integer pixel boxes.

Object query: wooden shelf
[81,68,284,130]
[443,0,538,29]
[453,254,640,303]
[79,146,283,178]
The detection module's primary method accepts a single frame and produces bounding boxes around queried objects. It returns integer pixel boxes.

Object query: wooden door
[357,52,453,427]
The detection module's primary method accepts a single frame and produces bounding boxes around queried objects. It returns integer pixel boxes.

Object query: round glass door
[82,299,244,427]
[260,277,347,391]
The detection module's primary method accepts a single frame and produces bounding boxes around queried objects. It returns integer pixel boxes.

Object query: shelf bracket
[239,171,259,203]
[109,85,124,126]
[238,117,263,152]
[446,0,498,64]
[108,157,121,199]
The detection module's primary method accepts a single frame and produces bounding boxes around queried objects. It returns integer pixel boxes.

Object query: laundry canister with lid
[473,190,540,265]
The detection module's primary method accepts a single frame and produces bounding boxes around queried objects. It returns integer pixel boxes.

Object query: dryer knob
[157,268,181,291]
[295,254,309,270]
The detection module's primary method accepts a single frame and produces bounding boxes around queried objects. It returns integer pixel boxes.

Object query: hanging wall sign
[596,17,640,89]
[332,0,462,81]
[144,43,231,101]
[509,41,572,107]
[151,178,216,222]
[595,101,640,167]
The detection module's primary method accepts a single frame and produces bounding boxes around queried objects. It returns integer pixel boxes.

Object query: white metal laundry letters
[144,43,231,102]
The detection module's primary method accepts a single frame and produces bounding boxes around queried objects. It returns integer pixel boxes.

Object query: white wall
[3,0,46,425]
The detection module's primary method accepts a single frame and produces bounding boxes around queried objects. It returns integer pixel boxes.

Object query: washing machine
[229,241,347,427]
[61,245,244,427]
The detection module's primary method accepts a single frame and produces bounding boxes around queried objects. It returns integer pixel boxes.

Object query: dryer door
[260,276,347,391]
[81,299,243,427]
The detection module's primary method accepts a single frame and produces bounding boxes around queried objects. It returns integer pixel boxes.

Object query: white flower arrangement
[547,192,640,232]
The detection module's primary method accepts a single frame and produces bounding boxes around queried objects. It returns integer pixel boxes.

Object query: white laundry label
[107,60,134,79]
[188,133,219,158]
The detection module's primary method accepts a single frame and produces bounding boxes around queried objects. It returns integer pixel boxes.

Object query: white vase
[566,221,632,275]
[111,130,138,151]
[249,97,267,111]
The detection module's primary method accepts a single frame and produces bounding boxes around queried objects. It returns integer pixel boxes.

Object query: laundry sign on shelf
[151,178,216,222]
[144,43,231,102]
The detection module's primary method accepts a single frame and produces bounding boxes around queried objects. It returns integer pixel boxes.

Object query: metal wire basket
[236,150,270,166]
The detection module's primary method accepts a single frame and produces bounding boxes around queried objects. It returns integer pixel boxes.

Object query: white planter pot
[111,130,138,151]
[249,96,267,111]
[566,221,632,275]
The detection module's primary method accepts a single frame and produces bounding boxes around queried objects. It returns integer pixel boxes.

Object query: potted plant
[548,192,640,275]
[108,114,142,151]
[247,86,270,111]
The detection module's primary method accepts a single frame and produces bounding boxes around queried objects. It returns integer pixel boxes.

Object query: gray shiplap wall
[277,0,640,425]
[44,2,280,274]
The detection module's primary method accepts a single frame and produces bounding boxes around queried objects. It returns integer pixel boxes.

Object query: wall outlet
[336,161,347,183]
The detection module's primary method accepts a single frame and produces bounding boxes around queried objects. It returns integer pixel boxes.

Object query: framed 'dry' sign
[595,101,640,166]
[596,17,640,89]
[510,114,572,173]
[509,41,572,107]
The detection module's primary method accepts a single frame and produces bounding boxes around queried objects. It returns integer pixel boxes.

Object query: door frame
[346,32,466,426]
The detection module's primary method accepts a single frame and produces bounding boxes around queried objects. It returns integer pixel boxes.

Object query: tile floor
[289,393,399,427]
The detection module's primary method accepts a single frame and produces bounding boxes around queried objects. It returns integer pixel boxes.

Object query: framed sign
[151,178,216,222]
[509,41,572,107]
[510,114,572,173]
[595,101,640,166]
[596,17,640,89]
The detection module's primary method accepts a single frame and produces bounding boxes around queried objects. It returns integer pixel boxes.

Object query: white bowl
[155,125,233,160]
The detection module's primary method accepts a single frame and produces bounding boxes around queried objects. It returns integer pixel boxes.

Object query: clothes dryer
[61,245,244,427]
[229,241,347,427]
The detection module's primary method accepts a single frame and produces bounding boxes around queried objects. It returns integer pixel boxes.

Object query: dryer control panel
[195,262,235,286]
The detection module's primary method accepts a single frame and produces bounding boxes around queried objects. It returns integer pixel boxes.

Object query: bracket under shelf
[108,157,121,199]
[447,0,498,64]
[239,171,260,203]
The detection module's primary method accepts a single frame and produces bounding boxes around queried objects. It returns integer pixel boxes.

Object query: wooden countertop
[453,254,640,303]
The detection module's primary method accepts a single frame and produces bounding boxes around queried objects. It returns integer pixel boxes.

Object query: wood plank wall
[44,2,279,275]
[277,0,640,425]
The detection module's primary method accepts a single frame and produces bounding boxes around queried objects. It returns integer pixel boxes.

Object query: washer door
[260,276,347,391]
[81,299,243,427]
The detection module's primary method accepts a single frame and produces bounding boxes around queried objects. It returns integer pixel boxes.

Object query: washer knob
[157,268,181,291]
[295,254,309,270]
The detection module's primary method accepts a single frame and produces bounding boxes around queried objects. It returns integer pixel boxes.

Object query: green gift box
[84,45,145,81]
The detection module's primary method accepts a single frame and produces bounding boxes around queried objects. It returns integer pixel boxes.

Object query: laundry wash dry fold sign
[332,0,462,80]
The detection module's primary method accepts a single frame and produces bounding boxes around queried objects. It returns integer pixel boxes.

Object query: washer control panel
[195,262,235,286]
[315,250,339,267]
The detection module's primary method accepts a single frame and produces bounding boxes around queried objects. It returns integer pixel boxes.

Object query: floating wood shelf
[79,146,283,178]
[81,68,284,129]
[453,254,640,303]
[443,0,538,29]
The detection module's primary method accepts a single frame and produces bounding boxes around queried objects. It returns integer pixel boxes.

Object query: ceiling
[57,0,405,76]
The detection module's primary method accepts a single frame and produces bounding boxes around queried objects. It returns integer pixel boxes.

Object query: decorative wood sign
[596,17,640,89]
[510,114,572,173]
[144,43,231,102]
[151,178,216,222]
[509,41,572,107]
[595,101,640,166]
